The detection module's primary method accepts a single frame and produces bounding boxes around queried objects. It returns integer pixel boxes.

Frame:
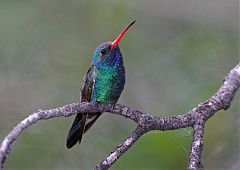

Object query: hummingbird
[66,21,135,148]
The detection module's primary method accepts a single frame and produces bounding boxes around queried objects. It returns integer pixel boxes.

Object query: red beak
[111,20,136,49]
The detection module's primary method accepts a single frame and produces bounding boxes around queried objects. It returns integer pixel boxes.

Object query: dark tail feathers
[66,113,101,149]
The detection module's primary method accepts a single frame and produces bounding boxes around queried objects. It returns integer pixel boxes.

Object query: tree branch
[0,64,239,170]
[188,118,205,170]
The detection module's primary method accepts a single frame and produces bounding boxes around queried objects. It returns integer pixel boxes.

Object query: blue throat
[93,43,123,68]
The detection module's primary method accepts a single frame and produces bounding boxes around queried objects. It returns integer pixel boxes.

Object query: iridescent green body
[93,62,125,103]
[66,42,125,148]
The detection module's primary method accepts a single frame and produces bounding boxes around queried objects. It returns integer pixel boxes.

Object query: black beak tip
[130,20,136,26]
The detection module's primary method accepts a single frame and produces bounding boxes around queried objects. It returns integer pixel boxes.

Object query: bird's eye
[100,49,106,55]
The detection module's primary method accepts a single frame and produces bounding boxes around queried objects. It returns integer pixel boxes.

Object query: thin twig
[93,125,148,170]
[188,118,205,170]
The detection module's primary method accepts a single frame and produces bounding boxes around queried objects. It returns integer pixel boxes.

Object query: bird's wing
[66,64,98,148]
[80,64,101,133]
[80,64,95,102]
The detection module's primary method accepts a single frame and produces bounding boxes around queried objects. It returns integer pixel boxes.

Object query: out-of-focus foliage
[0,0,238,169]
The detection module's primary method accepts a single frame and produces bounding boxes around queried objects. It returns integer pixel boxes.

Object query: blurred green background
[0,0,239,169]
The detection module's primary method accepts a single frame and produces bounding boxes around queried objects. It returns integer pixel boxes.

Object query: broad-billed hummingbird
[66,21,135,148]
